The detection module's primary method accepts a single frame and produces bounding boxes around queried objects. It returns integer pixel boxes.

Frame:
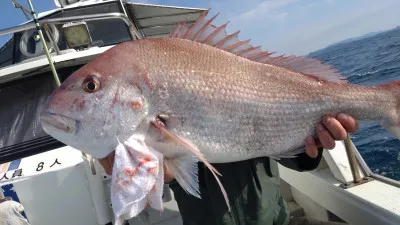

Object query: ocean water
[309,28,400,181]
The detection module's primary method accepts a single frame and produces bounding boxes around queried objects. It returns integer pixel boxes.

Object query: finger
[316,123,336,150]
[163,162,168,171]
[305,136,319,158]
[98,158,112,175]
[336,113,359,133]
[322,116,347,140]
[163,162,175,182]
[107,151,115,169]
[99,151,115,175]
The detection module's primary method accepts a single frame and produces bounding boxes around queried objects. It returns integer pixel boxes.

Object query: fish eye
[82,75,100,93]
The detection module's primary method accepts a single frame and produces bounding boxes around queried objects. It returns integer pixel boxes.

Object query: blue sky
[1,0,400,55]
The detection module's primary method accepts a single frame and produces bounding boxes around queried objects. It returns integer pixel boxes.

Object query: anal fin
[164,156,200,198]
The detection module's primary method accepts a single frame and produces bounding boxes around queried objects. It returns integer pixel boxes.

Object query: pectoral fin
[150,118,230,211]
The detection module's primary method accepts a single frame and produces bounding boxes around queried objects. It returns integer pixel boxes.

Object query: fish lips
[40,113,78,134]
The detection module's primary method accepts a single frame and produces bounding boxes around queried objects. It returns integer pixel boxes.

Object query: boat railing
[0,12,141,49]
[0,10,140,87]
[321,137,400,189]
[352,140,400,188]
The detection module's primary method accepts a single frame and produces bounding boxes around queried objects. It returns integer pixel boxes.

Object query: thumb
[163,162,175,183]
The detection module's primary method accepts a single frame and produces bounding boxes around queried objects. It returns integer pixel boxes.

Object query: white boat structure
[0,1,399,225]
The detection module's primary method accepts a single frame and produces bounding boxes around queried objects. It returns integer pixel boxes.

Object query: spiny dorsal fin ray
[169,10,347,84]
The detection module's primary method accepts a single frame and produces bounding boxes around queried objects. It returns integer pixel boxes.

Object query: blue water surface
[309,28,400,181]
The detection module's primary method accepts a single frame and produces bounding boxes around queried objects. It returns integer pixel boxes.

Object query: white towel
[110,134,164,225]
[0,200,31,225]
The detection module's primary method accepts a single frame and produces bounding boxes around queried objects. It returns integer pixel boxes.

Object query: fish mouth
[40,113,78,134]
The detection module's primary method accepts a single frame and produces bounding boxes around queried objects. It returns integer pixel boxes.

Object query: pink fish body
[40,11,400,209]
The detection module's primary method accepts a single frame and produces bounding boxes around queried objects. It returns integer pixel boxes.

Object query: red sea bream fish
[40,11,400,209]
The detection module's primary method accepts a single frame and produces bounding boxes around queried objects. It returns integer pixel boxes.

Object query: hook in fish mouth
[40,113,78,133]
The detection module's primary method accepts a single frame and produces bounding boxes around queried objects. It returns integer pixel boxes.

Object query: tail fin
[379,80,400,139]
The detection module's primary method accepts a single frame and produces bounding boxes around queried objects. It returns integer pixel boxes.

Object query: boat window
[0,37,13,68]
[0,64,80,151]
[0,75,56,149]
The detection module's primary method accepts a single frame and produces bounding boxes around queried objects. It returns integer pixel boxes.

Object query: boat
[0,1,399,224]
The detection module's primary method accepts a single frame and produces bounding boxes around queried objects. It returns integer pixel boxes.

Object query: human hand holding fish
[39,10,400,224]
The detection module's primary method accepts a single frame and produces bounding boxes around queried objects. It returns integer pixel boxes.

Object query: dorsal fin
[169,10,347,84]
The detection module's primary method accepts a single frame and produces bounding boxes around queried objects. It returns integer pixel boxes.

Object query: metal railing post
[344,135,362,183]
[11,0,32,20]
[26,0,61,87]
